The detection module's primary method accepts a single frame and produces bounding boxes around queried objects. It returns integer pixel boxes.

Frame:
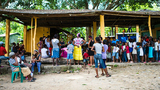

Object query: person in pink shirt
[125,42,131,63]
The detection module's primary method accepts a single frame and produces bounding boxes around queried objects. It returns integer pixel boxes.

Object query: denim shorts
[116,52,119,59]
[83,59,89,63]
[112,52,116,57]
[94,54,106,69]
[67,54,73,59]
[51,48,59,58]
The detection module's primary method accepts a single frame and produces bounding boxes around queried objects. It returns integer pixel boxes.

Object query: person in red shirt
[0,42,9,74]
[83,49,89,69]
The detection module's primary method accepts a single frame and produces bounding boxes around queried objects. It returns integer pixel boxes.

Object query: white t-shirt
[115,47,119,52]
[52,38,59,48]
[155,42,158,51]
[41,48,48,57]
[129,42,133,48]
[113,46,116,52]
[133,42,137,48]
[67,44,74,54]
[123,45,126,51]
[158,44,160,51]
[74,38,83,46]
[93,43,102,54]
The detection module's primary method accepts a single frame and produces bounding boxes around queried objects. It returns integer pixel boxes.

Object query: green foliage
[63,69,67,72]
[114,64,118,67]
[77,67,81,71]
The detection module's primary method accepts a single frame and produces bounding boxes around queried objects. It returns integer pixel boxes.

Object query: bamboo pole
[100,15,105,40]
[33,17,37,51]
[31,18,33,58]
[23,25,27,50]
[115,25,118,39]
[148,15,152,37]
[136,25,141,42]
[5,19,10,56]
[93,22,97,40]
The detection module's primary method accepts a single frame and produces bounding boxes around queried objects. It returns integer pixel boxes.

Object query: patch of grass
[77,67,81,71]
[136,72,139,74]
[114,64,118,67]
[107,65,110,66]
[129,65,132,66]
[52,71,56,73]
[63,69,67,72]
[82,84,87,85]
[99,87,102,89]
[71,69,75,73]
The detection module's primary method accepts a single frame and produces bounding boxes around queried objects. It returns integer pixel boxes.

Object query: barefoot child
[91,37,111,78]
[83,49,89,68]
[66,41,74,65]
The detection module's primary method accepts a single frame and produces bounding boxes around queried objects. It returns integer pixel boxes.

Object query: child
[129,39,133,61]
[132,39,137,62]
[115,44,119,62]
[107,43,112,62]
[83,49,89,68]
[139,43,144,62]
[66,41,74,65]
[122,42,127,62]
[112,44,116,63]
[137,43,140,62]
[31,55,36,63]
[154,39,158,62]
[148,43,154,62]
[119,41,122,63]
[91,37,111,78]
[126,42,130,63]
[100,40,108,75]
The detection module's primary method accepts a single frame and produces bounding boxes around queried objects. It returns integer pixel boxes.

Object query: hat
[34,50,38,52]
[9,52,15,57]
[0,41,4,45]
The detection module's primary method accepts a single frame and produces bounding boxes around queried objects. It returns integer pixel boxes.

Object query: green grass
[71,69,75,73]
[63,69,67,72]
[77,67,81,71]
[114,64,118,67]
[136,72,139,74]
[82,84,87,85]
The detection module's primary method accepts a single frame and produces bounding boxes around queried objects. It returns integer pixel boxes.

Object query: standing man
[51,34,60,66]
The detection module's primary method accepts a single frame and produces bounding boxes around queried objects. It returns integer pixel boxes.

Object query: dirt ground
[0,65,160,90]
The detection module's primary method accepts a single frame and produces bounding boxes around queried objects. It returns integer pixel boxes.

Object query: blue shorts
[112,52,116,57]
[51,48,59,58]
[129,48,133,52]
[83,59,89,62]
[116,53,119,59]
[143,47,146,55]
[67,54,73,59]
[99,59,106,68]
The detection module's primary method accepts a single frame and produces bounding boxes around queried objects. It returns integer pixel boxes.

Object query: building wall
[26,27,50,53]
[141,27,160,38]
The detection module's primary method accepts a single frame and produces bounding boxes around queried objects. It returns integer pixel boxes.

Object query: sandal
[101,73,105,76]
[106,74,111,77]
[95,75,99,78]
[28,79,35,82]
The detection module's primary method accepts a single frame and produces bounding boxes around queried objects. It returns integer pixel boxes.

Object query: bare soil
[0,65,160,90]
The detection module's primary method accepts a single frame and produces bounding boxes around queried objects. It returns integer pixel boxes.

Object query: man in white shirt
[51,34,59,66]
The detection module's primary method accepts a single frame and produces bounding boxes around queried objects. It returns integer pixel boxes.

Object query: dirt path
[0,65,160,90]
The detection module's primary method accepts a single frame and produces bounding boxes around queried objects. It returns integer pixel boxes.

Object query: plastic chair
[9,62,23,83]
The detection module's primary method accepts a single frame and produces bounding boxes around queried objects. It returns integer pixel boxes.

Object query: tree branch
[91,0,96,9]
[65,0,77,9]
[104,0,110,9]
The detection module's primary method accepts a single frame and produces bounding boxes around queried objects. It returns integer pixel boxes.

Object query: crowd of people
[1,31,160,79]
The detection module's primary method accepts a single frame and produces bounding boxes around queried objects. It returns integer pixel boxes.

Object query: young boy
[112,44,116,63]
[115,44,120,62]
[66,41,74,65]
[83,49,89,68]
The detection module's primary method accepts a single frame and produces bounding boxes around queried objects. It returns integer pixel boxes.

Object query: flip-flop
[106,75,111,77]
[101,73,105,76]
[28,79,35,82]
[33,78,36,80]
[95,75,99,78]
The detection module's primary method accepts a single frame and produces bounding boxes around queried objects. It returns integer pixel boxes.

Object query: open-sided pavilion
[0,9,160,56]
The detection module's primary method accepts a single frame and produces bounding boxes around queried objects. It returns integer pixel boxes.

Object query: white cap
[9,52,15,57]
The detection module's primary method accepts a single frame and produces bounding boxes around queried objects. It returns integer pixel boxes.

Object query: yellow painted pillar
[136,25,141,42]
[5,19,10,56]
[33,17,37,51]
[115,25,118,39]
[100,15,105,40]
[89,27,91,36]
[23,25,27,50]
[148,15,152,37]
[31,18,33,57]
[93,22,97,40]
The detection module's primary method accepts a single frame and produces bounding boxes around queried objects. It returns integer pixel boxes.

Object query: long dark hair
[95,37,101,44]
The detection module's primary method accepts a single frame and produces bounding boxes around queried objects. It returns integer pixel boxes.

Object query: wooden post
[115,25,118,39]
[5,19,10,56]
[33,17,37,51]
[136,25,140,42]
[100,15,105,40]
[31,18,33,57]
[86,27,89,41]
[148,15,152,37]
[93,22,97,40]
[23,25,27,50]
[89,27,91,36]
